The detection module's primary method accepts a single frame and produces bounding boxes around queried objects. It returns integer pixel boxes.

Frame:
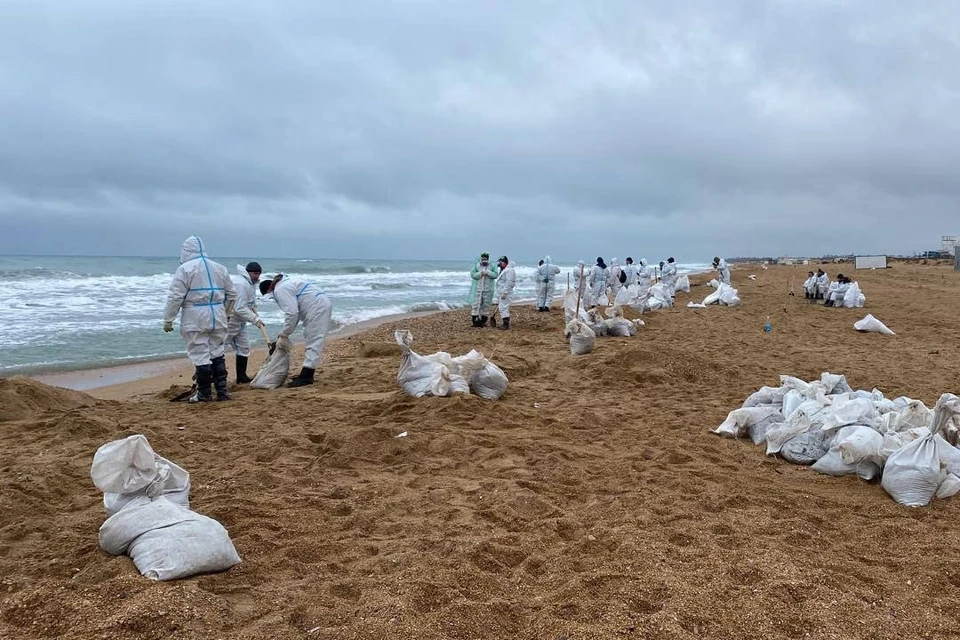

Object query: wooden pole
[575,265,585,317]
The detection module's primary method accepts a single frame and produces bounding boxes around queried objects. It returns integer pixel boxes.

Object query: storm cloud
[2,0,959,261]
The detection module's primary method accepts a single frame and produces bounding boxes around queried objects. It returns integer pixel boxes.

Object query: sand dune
[2,261,960,639]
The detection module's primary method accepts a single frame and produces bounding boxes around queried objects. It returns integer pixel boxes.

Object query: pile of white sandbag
[636,283,674,312]
[712,373,960,506]
[91,435,241,580]
[394,330,508,399]
[701,282,740,307]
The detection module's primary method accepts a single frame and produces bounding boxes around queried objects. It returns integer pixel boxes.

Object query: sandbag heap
[91,435,242,580]
[394,330,508,399]
[712,373,960,507]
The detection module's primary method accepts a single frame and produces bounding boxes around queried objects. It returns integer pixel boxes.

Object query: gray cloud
[1,0,959,261]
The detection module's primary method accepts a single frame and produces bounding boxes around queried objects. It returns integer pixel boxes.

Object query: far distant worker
[536,256,562,311]
[803,271,817,299]
[637,259,653,294]
[571,260,588,294]
[495,256,516,330]
[623,257,639,287]
[607,258,624,301]
[815,269,829,300]
[588,257,608,307]
[225,261,267,384]
[259,274,333,387]
[713,257,731,285]
[661,257,678,296]
[163,236,237,403]
[468,252,499,327]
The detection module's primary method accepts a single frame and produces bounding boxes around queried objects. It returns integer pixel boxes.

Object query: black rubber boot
[189,365,213,403]
[212,356,231,401]
[498,317,511,330]
[471,315,480,328]
[235,355,252,384]
[480,315,488,327]
[288,366,315,388]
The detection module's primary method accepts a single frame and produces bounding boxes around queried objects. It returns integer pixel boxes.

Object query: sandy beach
[3,260,960,639]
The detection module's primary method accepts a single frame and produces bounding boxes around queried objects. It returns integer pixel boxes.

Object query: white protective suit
[826,281,851,305]
[716,259,731,285]
[163,237,237,366]
[272,277,333,370]
[536,256,562,308]
[637,259,653,294]
[607,259,623,300]
[816,272,829,298]
[571,261,588,293]
[803,274,817,298]
[661,260,678,296]
[588,262,608,307]
[622,262,639,287]
[496,264,517,318]
[225,265,261,357]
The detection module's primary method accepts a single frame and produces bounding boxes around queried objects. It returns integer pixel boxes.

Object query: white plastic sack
[820,372,853,395]
[99,496,241,581]
[837,426,885,466]
[706,279,719,289]
[821,397,878,431]
[395,330,469,397]
[742,386,788,409]
[936,474,960,499]
[933,394,960,445]
[719,285,741,307]
[91,435,159,495]
[563,290,588,324]
[565,320,596,356]
[780,429,833,465]
[604,305,624,319]
[812,449,881,480]
[854,314,895,336]
[842,282,865,308]
[614,284,639,306]
[250,341,292,389]
[713,407,784,439]
[603,318,634,337]
[453,350,509,400]
[675,275,690,293]
[881,433,947,506]
[686,302,707,309]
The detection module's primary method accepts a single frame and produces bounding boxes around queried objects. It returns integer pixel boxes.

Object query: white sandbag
[742,386,788,409]
[713,407,784,439]
[837,426,885,466]
[394,330,469,397]
[820,397,877,431]
[644,284,673,310]
[765,402,826,455]
[563,290,588,324]
[453,350,509,400]
[812,449,881,480]
[99,496,241,581]
[842,282,865,308]
[880,427,930,459]
[565,320,596,356]
[706,279,719,289]
[92,435,191,516]
[933,394,960,445]
[614,284,639,306]
[820,372,853,395]
[423,350,459,375]
[701,286,723,306]
[881,432,947,506]
[936,474,960,499]
[899,400,933,431]
[603,318,634,337]
[854,314,895,336]
[603,305,624,319]
[781,389,805,421]
[780,429,832,465]
[250,341,292,389]
[675,275,690,293]
[686,302,707,309]
[91,435,159,495]
[719,285,741,307]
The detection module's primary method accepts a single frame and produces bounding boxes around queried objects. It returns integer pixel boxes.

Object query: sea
[0,255,711,374]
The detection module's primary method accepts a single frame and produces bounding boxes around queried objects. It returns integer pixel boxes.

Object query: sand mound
[0,376,96,422]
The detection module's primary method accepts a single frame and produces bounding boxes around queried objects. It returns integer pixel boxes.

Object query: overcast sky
[1,1,959,262]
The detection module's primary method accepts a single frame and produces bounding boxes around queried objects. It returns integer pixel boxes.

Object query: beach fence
[955,246,960,271]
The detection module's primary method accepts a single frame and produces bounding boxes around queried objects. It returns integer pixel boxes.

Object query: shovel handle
[259,325,271,345]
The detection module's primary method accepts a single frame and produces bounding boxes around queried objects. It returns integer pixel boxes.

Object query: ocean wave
[370,282,409,290]
[408,301,465,313]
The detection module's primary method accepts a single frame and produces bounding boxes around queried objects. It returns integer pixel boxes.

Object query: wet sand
[2,261,960,639]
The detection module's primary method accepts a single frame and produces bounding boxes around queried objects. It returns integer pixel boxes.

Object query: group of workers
[162,236,332,402]
[802,269,861,307]
[467,253,736,325]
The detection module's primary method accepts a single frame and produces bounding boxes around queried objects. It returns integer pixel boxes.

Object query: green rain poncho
[467,255,500,312]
